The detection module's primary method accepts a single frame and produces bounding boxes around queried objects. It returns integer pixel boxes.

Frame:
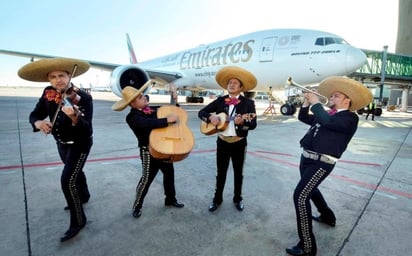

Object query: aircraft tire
[357,109,365,115]
[280,104,296,115]
[185,96,204,103]
[374,108,382,116]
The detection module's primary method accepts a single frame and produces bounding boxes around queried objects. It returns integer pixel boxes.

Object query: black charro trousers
[213,137,247,204]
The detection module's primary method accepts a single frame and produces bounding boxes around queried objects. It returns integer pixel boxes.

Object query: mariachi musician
[286,76,372,256]
[20,58,93,242]
[198,66,257,212]
[112,82,185,219]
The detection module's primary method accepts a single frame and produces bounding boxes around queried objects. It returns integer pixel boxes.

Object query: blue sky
[0,0,399,87]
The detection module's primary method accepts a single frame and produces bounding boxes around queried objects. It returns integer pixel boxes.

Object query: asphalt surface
[0,87,411,256]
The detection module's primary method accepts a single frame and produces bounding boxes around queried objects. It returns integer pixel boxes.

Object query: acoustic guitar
[200,112,256,135]
[149,84,194,162]
[200,112,228,135]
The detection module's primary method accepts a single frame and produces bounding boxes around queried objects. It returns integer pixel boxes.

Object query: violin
[51,65,83,126]
[64,85,81,105]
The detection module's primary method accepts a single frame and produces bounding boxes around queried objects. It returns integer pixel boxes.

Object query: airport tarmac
[0,87,411,256]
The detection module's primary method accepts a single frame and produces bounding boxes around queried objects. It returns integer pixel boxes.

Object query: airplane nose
[346,47,367,73]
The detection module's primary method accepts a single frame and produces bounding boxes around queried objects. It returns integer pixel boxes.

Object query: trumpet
[286,77,329,105]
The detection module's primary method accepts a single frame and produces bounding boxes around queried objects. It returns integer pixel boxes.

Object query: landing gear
[280,103,296,115]
[279,92,302,115]
[185,96,204,103]
[374,107,382,116]
[356,107,382,116]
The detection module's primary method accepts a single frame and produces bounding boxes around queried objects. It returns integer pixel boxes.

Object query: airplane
[0,28,367,115]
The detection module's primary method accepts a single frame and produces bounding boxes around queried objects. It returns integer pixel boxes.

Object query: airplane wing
[0,49,118,70]
[0,49,184,85]
[144,68,183,83]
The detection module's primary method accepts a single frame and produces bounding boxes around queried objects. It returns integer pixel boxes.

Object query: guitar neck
[228,112,256,121]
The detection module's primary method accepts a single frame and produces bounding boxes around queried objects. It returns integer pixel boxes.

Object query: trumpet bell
[286,77,329,105]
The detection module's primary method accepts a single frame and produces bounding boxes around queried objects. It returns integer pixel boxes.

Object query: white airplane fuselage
[0,28,367,101]
[110,29,366,97]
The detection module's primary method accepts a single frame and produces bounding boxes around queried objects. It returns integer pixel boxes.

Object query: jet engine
[109,65,150,97]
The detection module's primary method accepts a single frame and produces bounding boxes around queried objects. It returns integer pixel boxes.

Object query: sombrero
[18,57,90,82]
[111,80,152,111]
[318,76,373,111]
[215,66,257,92]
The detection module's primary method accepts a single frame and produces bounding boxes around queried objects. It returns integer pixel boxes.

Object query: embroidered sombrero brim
[215,66,257,92]
[18,58,90,82]
[318,76,373,111]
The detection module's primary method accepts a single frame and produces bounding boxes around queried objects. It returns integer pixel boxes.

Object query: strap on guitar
[228,106,237,121]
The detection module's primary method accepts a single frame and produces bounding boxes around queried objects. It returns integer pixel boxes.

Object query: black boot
[60,222,86,242]
[286,245,316,256]
[165,198,185,208]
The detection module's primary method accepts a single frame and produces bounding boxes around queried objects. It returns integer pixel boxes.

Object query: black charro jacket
[126,106,169,148]
[298,103,358,158]
[29,86,93,146]
[198,95,257,138]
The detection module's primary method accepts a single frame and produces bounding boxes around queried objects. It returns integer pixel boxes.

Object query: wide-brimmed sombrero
[215,66,257,92]
[318,76,373,111]
[112,80,152,111]
[18,57,90,82]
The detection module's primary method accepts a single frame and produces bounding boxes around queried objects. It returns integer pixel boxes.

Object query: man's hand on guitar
[209,115,221,126]
[235,113,256,125]
[167,113,178,124]
[242,113,256,122]
[234,114,244,125]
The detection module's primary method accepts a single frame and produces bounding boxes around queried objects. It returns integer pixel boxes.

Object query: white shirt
[220,96,239,137]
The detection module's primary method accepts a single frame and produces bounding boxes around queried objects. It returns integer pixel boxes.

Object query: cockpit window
[315,37,349,46]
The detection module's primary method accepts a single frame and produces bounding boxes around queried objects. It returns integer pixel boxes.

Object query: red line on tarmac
[0,149,216,171]
[249,151,412,199]
[3,148,409,199]
[248,151,299,168]
[0,156,140,171]
[0,161,62,170]
[332,174,412,199]
[254,150,295,157]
